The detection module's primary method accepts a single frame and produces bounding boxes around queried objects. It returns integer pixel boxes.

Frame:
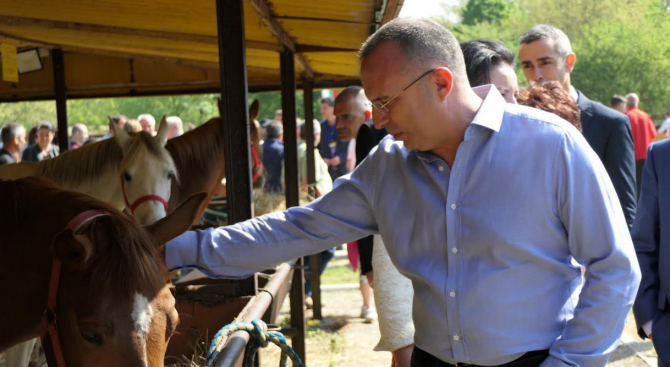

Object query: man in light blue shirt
[167,18,640,367]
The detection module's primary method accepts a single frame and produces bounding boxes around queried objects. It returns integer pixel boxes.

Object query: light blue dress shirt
[168,86,640,367]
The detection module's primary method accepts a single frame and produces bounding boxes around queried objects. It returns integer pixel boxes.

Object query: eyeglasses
[370,68,436,113]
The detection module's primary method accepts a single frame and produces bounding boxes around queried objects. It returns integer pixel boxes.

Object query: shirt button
[450,291,456,297]
[453,335,460,341]
[438,166,444,172]
[450,203,457,210]
[452,248,458,253]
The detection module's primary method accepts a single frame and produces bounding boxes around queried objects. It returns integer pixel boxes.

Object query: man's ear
[565,53,577,73]
[434,67,453,101]
[51,229,94,272]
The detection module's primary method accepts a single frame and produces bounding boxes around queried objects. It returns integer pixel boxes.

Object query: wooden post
[281,49,300,208]
[52,49,69,152]
[289,257,306,364]
[302,79,323,320]
[216,0,253,224]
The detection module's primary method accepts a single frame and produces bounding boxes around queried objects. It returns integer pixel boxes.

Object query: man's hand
[331,156,341,167]
[323,157,332,166]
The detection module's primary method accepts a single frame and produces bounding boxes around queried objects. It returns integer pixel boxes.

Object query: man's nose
[372,109,389,129]
[534,67,543,81]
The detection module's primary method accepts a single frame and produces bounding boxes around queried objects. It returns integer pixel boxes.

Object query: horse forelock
[81,215,164,298]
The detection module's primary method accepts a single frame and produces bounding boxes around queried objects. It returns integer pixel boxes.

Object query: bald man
[70,123,89,149]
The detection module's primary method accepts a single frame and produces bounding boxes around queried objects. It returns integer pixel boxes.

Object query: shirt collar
[569,85,579,102]
[469,85,506,133]
[414,85,506,163]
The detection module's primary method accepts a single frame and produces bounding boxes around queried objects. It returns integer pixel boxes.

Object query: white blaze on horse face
[132,293,154,367]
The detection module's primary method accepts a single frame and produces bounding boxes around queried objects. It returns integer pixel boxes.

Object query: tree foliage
[0,90,326,134]
[435,0,670,114]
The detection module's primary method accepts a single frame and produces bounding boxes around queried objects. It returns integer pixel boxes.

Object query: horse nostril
[123,172,132,182]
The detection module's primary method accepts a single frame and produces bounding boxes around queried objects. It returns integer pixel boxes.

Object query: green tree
[461,0,514,25]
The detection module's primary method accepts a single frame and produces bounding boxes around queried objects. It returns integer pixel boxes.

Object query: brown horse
[0,177,205,367]
[166,99,262,223]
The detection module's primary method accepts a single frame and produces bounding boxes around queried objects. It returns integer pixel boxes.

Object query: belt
[412,347,549,367]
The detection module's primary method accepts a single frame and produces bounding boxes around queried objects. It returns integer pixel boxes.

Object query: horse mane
[41,132,175,187]
[166,117,224,171]
[0,177,163,297]
[40,137,123,186]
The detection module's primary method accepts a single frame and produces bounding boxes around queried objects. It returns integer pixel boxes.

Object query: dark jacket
[21,143,59,162]
[632,139,670,363]
[355,121,388,275]
[318,120,349,181]
[577,90,637,230]
[0,149,16,166]
[262,138,284,194]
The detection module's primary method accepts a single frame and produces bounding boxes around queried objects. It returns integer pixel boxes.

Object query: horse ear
[110,117,130,150]
[51,229,93,272]
[155,115,168,147]
[145,192,208,246]
[249,99,260,121]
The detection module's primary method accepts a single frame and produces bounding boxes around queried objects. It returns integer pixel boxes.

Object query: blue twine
[206,319,304,367]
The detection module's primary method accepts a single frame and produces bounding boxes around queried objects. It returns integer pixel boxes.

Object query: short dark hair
[1,123,25,145]
[611,95,626,108]
[517,81,582,132]
[460,39,515,87]
[519,25,572,59]
[359,17,466,78]
[37,121,54,132]
[266,121,283,139]
[320,97,334,107]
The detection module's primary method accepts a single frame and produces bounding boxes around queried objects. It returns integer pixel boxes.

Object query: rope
[206,319,304,367]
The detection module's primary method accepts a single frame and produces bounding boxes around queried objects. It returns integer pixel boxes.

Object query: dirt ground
[257,288,657,367]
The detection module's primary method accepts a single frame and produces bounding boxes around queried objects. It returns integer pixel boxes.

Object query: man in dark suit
[632,140,670,367]
[519,25,637,230]
[261,121,284,194]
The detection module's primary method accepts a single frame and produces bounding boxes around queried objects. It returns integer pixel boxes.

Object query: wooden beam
[381,0,405,26]
[216,0,253,224]
[248,0,314,79]
[0,15,284,52]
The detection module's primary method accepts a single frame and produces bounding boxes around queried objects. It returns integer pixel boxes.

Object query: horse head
[49,191,206,367]
[110,116,177,225]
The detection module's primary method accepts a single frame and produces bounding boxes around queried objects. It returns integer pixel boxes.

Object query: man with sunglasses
[166,18,640,367]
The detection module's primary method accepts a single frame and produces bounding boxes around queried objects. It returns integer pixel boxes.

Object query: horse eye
[167,172,175,180]
[123,172,132,182]
[81,332,105,346]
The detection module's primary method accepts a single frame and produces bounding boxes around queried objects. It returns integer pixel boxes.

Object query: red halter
[41,210,109,367]
[120,175,169,214]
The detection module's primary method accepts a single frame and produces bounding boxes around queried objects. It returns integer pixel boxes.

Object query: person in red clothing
[625,92,657,198]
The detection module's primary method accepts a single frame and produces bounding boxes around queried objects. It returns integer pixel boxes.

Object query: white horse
[0,116,177,225]
[0,116,177,366]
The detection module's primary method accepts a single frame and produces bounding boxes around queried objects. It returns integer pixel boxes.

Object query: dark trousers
[652,308,670,367]
[410,347,549,367]
[304,247,336,296]
[636,159,645,199]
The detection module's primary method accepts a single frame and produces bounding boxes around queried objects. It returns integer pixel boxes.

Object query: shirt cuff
[166,231,200,271]
[642,320,653,338]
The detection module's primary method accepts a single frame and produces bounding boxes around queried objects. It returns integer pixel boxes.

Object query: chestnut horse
[0,117,177,225]
[166,99,262,222]
[0,177,205,367]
